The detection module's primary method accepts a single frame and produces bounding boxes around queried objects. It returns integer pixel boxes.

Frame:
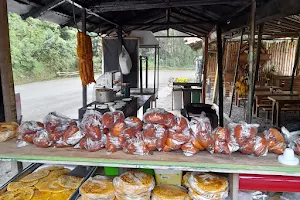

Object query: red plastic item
[239,174,300,192]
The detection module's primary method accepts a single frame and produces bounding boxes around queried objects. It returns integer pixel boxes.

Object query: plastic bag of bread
[143,108,166,125]
[102,111,125,129]
[181,142,199,156]
[171,115,189,133]
[124,116,143,131]
[79,175,115,200]
[142,124,168,151]
[190,114,214,154]
[182,172,192,188]
[291,137,300,155]
[105,132,125,153]
[113,171,155,199]
[226,123,240,152]
[111,122,127,137]
[81,112,104,141]
[165,112,176,128]
[0,122,19,142]
[33,129,53,148]
[213,127,232,155]
[188,172,228,200]
[44,112,76,143]
[17,121,44,144]
[123,127,140,139]
[165,128,191,151]
[266,128,286,155]
[253,133,268,157]
[79,135,106,152]
[233,122,258,155]
[123,136,149,155]
[81,110,103,123]
[61,124,83,146]
[151,184,190,200]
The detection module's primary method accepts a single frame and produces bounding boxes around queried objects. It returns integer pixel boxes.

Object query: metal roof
[6,0,300,38]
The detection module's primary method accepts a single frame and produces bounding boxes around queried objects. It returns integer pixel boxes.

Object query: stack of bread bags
[187,172,228,200]
[113,171,155,200]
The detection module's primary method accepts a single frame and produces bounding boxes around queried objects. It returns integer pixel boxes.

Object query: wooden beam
[229,28,244,118]
[216,24,224,127]
[21,0,65,19]
[224,0,300,32]
[290,35,300,91]
[202,37,209,104]
[246,0,256,123]
[0,0,17,122]
[92,0,247,13]
[124,21,211,26]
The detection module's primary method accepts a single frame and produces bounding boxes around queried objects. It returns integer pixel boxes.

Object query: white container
[154,169,182,186]
[173,90,183,110]
[278,148,299,166]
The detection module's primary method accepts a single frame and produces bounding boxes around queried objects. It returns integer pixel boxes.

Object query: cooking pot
[95,86,115,103]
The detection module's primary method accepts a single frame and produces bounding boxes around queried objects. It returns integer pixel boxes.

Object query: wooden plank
[0,0,17,122]
[0,140,300,176]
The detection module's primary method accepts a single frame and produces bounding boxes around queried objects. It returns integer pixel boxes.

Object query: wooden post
[290,35,300,91]
[251,23,264,100]
[82,8,87,107]
[202,37,208,104]
[216,24,224,127]
[229,29,244,117]
[246,0,256,123]
[0,0,17,122]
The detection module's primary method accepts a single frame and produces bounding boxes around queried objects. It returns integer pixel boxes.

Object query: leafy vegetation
[8,13,200,85]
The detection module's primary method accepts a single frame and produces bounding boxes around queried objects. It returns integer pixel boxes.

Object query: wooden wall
[207,39,300,80]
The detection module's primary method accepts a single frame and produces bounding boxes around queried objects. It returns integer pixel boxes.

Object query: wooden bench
[263,107,300,119]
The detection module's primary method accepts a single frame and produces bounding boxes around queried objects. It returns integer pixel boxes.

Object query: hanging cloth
[77,32,96,85]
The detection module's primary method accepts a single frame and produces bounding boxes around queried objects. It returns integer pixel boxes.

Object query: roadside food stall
[1,0,300,200]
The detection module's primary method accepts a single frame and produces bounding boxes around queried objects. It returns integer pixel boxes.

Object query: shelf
[0,140,300,176]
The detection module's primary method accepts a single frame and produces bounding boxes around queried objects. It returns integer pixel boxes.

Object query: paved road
[15,70,196,121]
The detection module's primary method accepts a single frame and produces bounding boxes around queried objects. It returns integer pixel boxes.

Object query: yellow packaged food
[38,180,68,193]
[48,189,75,200]
[31,190,52,200]
[80,176,115,200]
[7,180,38,191]
[152,184,189,200]
[58,175,83,189]
[20,170,50,183]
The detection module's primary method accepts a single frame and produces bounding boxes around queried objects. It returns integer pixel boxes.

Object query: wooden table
[254,91,299,116]
[268,96,300,126]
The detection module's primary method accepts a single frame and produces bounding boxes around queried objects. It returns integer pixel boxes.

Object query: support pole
[247,0,256,123]
[145,57,148,88]
[139,56,143,94]
[118,25,123,84]
[251,23,264,100]
[0,0,17,122]
[82,8,87,107]
[157,47,160,91]
[290,35,300,91]
[216,24,224,127]
[229,29,244,117]
[202,37,208,104]
[154,46,157,94]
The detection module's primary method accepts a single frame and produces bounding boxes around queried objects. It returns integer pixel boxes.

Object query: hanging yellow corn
[77,32,95,85]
